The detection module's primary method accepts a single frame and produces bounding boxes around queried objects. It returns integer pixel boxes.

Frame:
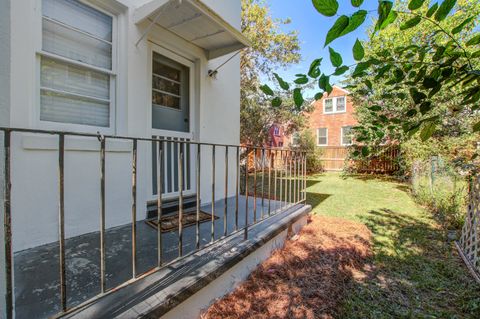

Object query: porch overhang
[134,0,250,60]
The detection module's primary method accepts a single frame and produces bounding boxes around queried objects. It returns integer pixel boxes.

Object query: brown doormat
[146,210,219,233]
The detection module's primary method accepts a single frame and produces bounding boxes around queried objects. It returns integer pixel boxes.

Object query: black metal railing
[0,127,307,318]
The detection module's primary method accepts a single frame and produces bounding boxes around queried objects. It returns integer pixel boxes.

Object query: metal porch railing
[0,127,307,318]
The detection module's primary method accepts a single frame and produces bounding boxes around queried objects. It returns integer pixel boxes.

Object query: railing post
[273,150,277,210]
[304,152,307,202]
[268,150,272,216]
[131,139,137,279]
[58,133,67,312]
[261,148,265,219]
[293,152,297,204]
[196,144,201,250]
[223,146,228,237]
[178,142,184,257]
[253,149,257,223]
[244,147,249,240]
[235,146,239,231]
[279,150,283,210]
[157,140,164,265]
[3,130,12,319]
[211,145,216,243]
[99,136,106,293]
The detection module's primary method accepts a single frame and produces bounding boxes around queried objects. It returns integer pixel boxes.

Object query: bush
[291,130,324,174]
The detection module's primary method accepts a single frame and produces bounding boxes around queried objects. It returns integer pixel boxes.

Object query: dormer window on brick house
[323,96,346,114]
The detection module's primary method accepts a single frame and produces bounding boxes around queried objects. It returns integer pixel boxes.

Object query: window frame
[36,0,118,134]
[341,126,353,146]
[273,126,280,136]
[323,96,347,114]
[317,128,328,146]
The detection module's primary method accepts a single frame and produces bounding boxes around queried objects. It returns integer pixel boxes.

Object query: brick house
[308,85,357,147]
[268,123,286,147]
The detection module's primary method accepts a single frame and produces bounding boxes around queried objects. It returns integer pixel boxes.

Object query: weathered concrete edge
[140,204,311,318]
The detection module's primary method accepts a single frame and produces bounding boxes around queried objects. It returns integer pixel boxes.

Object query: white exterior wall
[7,0,242,252]
[0,0,11,316]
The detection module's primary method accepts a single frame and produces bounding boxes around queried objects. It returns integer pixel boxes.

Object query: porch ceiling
[134,0,250,60]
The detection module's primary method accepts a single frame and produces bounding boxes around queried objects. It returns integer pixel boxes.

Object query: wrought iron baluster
[131,139,137,279]
[178,142,184,257]
[235,146,239,231]
[157,140,164,265]
[58,134,67,312]
[224,147,228,237]
[196,144,201,250]
[99,136,106,293]
[211,145,216,243]
[3,130,13,319]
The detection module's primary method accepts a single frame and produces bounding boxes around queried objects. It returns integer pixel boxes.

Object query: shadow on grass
[337,207,480,318]
[306,192,331,211]
[343,173,403,184]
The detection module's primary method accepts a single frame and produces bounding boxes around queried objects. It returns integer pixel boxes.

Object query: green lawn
[306,172,480,318]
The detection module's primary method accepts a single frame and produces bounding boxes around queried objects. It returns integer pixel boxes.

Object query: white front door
[150,45,195,199]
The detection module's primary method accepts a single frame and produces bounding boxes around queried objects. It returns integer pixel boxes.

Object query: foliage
[261,0,480,153]
[291,130,324,173]
[240,0,304,145]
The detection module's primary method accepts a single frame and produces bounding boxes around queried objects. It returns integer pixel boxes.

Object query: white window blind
[336,97,346,112]
[40,0,114,128]
[324,99,333,113]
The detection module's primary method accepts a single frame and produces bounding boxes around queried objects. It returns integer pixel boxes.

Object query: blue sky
[263,0,378,98]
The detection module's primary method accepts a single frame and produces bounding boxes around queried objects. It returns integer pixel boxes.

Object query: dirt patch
[201,215,372,319]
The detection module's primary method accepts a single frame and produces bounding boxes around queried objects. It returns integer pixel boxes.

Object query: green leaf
[423,77,439,89]
[294,76,309,85]
[353,62,370,78]
[432,46,446,61]
[369,105,382,111]
[351,0,363,7]
[400,16,422,30]
[420,101,432,114]
[408,0,426,10]
[376,1,397,31]
[406,109,417,117]
[312,0,338,17]
[426,3,439,17]
[420,122,436,141]
[452,17,475,34]
[410,88,427,103]
[273,73,289,90]
[473,121,480,132]
[314,92,324,100]
[329,47,343,67]
[466,34,480,47]
[353,39,365,61]
[340,10,368,36]
[325,15,349,46]
[334,66,349,75]
[293,88,304,108]
[271,97,282,107]
[260,84,274,96]
[361,146,369,157]
[318,74,330,91]
[308,59,322,78]
[435,0,456,22]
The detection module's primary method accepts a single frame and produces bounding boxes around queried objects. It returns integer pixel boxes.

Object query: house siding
[308,86,357,147]
[7,0,242,252]
[0,0,10,316]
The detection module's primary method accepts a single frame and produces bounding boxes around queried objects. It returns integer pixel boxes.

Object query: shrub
[291,130,324,174]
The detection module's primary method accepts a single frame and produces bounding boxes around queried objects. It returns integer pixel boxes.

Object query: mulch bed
[201,215,372,319]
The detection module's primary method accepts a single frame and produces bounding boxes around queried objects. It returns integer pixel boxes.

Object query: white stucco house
[0,0,310,318]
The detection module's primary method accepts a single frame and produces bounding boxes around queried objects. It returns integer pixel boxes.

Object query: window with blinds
[317,128,328,146]
[40,0,114,128]
[341,126,353,146]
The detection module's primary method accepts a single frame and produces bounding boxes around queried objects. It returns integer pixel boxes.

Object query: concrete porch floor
[13,195,289,318]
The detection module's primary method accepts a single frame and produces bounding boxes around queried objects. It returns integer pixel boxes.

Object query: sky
[263,0,378,98]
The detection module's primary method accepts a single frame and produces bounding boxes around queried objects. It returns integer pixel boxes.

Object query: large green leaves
[293,88,304,108]
[324,10,367,46]
[420,122,437,141]
[376,1,397,31]
[308,59,322,78]
[312,0,338,17]
[400,16,422,30]
[325,15,349,46]
[334,66,350,75]
[408,0,426,10]
[271,97,282,107]
[260,84,274,96]
[351,0,363,7]
[353,39,365,61]
[273,73,289,90]
[435,0,456,22]
[452,17,475,34]
[426,3,439,17]
[466,34,480,47]
[318,74,332,93]
[329,47,343,67]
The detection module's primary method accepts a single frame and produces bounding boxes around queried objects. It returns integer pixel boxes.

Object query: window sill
[21,134,132,152]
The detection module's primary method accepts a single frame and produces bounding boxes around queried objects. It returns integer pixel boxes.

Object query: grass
[307,172,480,318]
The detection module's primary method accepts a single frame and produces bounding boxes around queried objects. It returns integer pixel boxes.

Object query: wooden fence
[458,176,480,283]
[319,146,401,174]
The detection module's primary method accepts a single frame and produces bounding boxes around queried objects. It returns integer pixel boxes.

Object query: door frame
[147,42,197,201]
